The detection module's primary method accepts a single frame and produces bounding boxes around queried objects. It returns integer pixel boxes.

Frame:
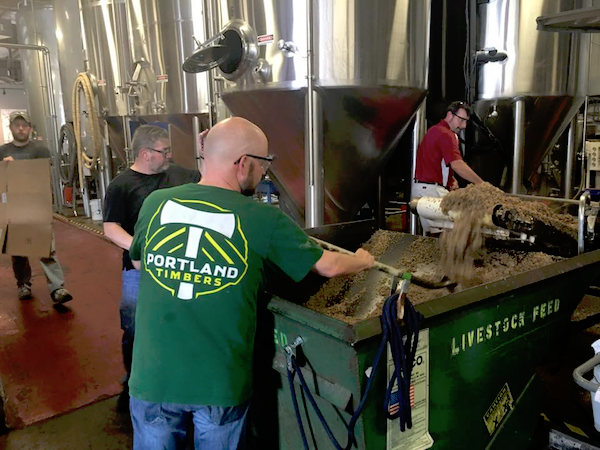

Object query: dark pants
[11,233,65,293]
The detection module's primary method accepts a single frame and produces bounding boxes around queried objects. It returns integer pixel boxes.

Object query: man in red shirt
[412,101,484,233]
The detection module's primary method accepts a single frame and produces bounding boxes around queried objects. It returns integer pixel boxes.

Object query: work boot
[18,284,32,300]
[51,288,73,305]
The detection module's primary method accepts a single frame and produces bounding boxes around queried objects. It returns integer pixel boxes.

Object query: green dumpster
[252,223,600,449]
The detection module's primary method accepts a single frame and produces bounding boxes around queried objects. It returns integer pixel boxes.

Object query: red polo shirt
[414,120,463,186]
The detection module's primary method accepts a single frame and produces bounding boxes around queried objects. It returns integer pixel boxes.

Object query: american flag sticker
[388,383,416,416]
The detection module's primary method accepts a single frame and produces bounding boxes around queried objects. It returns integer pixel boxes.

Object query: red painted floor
[0,220,125,428]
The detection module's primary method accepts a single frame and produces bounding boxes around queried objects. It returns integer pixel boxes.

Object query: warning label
[387,329,434,450]
[257,34,274,45]
[156,74,168,83]
[483,383,514,435]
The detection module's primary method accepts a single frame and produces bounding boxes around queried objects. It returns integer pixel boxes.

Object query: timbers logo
[143,199,248,299]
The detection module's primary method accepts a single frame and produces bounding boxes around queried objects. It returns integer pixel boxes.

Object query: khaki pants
[411,182,453,234]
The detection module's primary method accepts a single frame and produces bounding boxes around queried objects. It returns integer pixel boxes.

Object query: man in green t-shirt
[128,117,374,449]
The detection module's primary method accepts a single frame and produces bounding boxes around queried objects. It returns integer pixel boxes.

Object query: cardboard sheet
[0,159,52,258]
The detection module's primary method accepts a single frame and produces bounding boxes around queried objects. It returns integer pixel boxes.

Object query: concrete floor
[0,219,124,429]
[0,396,132,450]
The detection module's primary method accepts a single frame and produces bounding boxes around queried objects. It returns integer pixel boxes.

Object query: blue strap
[286,292,423,447]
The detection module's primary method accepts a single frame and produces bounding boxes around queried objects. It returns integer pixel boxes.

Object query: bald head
[203,117,268,165]
[199,117,270,193]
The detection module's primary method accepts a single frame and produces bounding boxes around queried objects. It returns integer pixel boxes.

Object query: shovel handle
[310,237,403,277]
[310,236,456,290]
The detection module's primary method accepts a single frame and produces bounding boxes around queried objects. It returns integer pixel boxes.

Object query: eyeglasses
[452,112,469,123]
[146,146,172,156]
[234,154,275,171]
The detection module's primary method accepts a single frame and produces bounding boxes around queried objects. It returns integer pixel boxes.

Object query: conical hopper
[223,86,426,223]
[473,95,584,186]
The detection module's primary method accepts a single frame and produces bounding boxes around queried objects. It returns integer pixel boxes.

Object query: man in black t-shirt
[0,111,73,305]
[103,124,200,412]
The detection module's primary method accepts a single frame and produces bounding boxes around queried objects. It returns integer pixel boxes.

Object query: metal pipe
[377,176,385,230]
[579,191,590,255]
[174,0,189,113]
[505,192,591,206]
[565,115,577,199]
[98,160,107,203]
[441,0,446,99]
[192,115,202,173]
[1,42,63,211]
[304,0,323,227]
[573,353,600,393]
[102,121,112,196]
[467,0,476,104]
[122,116,133,167]
[203,0,216,128]
[410,100,426,235]
[583,95,590,189]
[512,98,526,194]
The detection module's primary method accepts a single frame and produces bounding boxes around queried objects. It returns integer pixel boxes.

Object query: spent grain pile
[305,231,560,324]
[439,183,576,283]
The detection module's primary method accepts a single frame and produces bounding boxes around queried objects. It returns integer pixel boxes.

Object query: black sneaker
[18,285,32,300]
[51,288,73,305]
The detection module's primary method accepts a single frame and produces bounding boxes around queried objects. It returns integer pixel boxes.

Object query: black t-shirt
[103,164,201,270]
[0,141,51,160]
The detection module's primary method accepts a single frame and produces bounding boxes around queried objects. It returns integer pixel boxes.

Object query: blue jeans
[121,269,140,383]
[130,396,249,450]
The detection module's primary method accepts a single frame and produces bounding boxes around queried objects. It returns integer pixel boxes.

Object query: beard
[240,164,257,197]
[240,177,256,197]
[12,133,30,143]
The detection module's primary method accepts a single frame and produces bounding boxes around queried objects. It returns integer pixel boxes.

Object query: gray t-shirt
[0,141,51,160]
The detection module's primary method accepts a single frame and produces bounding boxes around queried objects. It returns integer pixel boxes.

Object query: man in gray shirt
[0,111,73,305]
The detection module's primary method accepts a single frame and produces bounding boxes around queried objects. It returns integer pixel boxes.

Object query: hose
[58,123,77,186]
[287,292,423,449]
[72,72,104,194]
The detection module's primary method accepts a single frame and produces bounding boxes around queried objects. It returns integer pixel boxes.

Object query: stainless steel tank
[204,0,430,225]
[125,0,211,115]
[79,0,132,117]
[474,0,590,193]
[590,33,600,96]
[16,1,66,141]
[53,0,86,122]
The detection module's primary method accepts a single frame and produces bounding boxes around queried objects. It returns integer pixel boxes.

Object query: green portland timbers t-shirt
[129,183,323,406]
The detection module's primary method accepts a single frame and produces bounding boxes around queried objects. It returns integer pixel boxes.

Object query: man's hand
[355,248,375,269]
[449,178,459,190]
[313,248,375,278]
[3,156,14,161]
